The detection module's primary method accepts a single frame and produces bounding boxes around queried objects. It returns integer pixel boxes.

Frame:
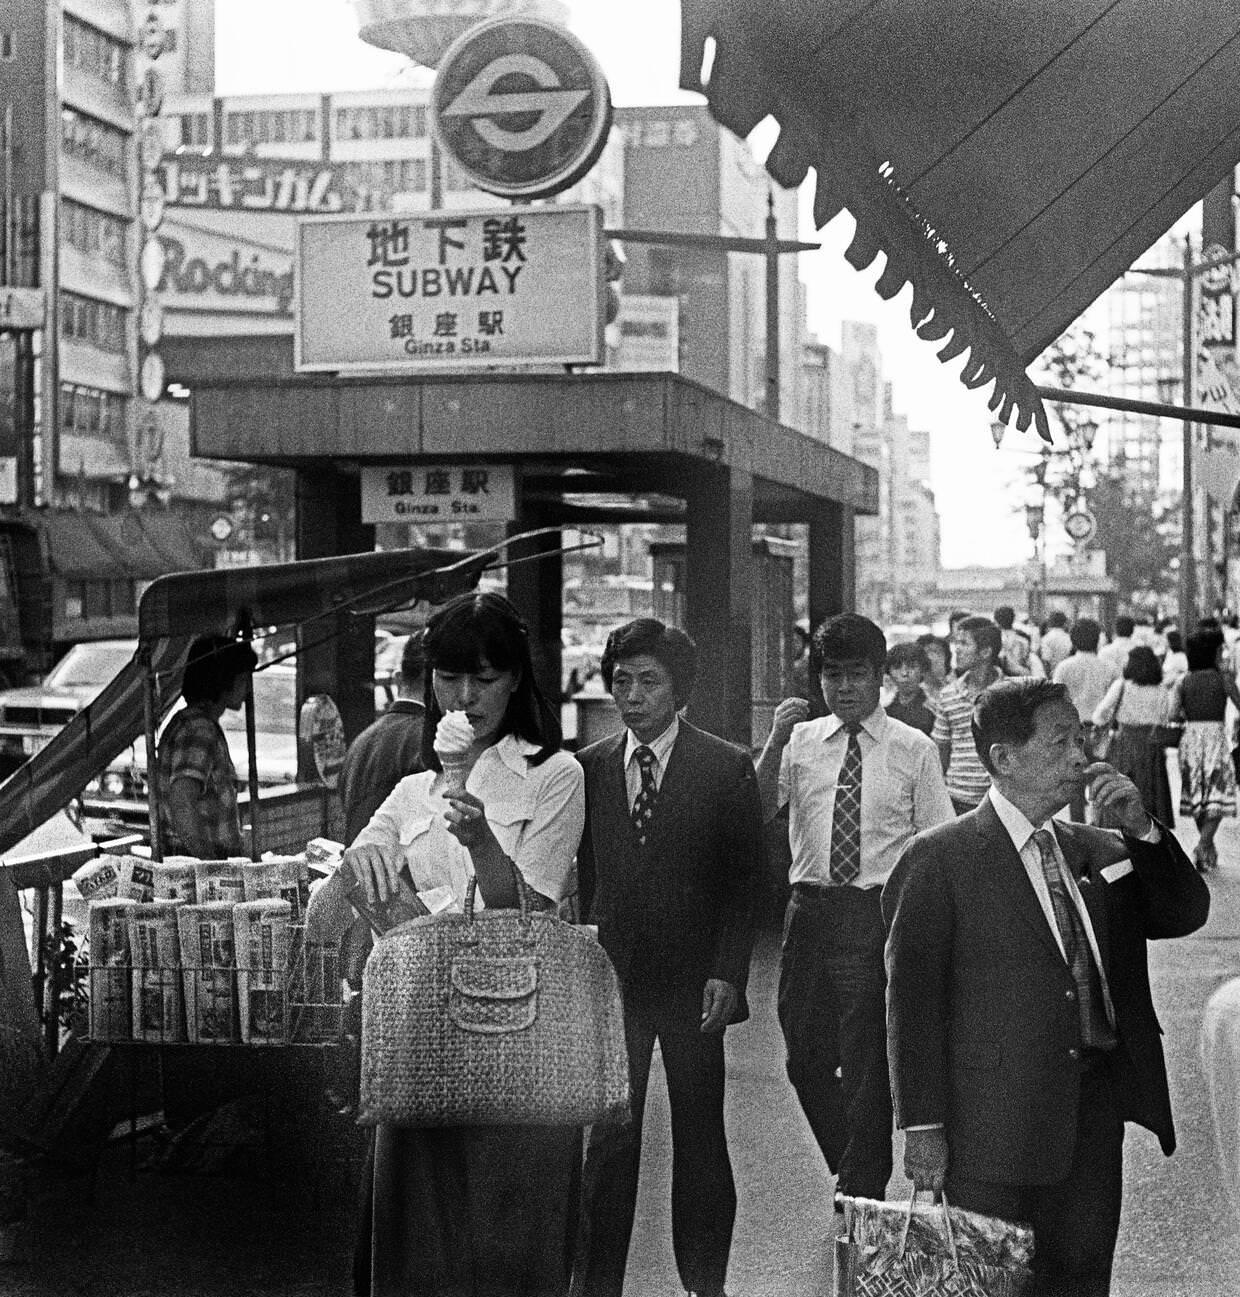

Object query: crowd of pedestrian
[313,596,1226,1297]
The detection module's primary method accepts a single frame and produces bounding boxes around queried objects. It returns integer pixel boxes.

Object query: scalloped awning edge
[681,11,1050,443]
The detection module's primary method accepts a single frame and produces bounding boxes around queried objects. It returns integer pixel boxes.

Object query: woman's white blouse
[306,735,585,941]
[355,736,584,907]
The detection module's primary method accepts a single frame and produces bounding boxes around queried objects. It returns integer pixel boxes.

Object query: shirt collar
[988,785,1056,853]
[487,732,540,778]
[624,715,680,767]
[822,705,885,742]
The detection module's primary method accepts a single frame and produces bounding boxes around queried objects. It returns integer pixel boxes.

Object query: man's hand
[904,1127,948,1193]
[700,979,737,1033]
[341,843,407,905]
[1085,762,1154,836]
[770,697,811,745]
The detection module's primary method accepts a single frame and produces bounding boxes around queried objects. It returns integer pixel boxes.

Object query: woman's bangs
[427,608,521,674]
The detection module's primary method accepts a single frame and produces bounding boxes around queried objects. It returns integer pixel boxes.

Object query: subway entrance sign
[294,204,603,372]
[431,17,612,200]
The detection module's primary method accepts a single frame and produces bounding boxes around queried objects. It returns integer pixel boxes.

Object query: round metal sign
[140,178,166,232]
[209,514,235,543]
[1063,508,1097,545]
[140,236,165,290]
[139,298,164,348]
[431,18,612,200]
[139,351,166,403]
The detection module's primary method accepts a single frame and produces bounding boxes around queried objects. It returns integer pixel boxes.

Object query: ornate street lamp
[1025,501,1044,541]
[991,420,1007,449]
[1079,417,1098,451]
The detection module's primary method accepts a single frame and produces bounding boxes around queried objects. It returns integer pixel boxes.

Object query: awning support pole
[143,644,163,862]
[239,619,261,863]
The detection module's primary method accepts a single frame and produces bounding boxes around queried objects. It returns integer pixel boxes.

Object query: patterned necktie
[631,745,658,846]
[828,725,863,884]
[1030,828,1114,1048]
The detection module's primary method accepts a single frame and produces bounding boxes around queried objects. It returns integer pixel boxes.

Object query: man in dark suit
[573,619,764,1297]
[884,678,1209,1296]
[337,632,426,845]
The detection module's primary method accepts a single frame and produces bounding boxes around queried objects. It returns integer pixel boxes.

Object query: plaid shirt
[156,703,243,859]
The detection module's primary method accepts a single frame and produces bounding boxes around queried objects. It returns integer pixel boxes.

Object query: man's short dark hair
[1114,615,1135,639]
[948,609,973,630]
[956,616,1002,664]
[601,618,698,706]
[813,613,887,675]
[886,642,930,674]
[181,634,257,705]
[972,678,1070,775]
[1069,618,1101,653]
[1046,610,1068,629]
[993,605,1015,630]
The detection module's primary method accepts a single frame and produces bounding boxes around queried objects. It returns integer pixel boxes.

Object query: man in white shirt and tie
[755,613,953,1206]
[884,678,1209,1296]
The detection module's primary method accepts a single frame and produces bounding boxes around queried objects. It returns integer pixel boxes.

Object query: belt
[792,880,881,896]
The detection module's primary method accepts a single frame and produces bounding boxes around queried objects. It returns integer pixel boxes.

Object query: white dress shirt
[622,715,679,810]
[778,707,953,888]
[987,786,1116,1028]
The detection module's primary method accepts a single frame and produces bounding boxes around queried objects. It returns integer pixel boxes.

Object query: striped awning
[681,0,1240,440]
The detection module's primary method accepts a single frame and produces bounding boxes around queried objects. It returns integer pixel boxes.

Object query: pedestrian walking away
[1172,626,1240,871]
[1090,646,1174,830]
[754,614,952,1209]
[572,619,764,1297]
[884,678,1209,1297]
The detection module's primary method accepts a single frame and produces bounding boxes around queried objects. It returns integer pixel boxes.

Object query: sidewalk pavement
[5,783,1240,1296]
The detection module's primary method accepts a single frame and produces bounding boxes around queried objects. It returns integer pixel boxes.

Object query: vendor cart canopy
[0,546,491,860]
[681,0,1240,440]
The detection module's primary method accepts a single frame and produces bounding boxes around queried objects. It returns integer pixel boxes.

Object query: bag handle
[898,1187,959,1269]
[462,856,532,926]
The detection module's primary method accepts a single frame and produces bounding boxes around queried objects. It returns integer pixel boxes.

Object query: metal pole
[1182,235,1197,633]
[765,191,780,423]
[144,651,163,860]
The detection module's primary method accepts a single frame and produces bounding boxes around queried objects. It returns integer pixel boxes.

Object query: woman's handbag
[357,867,631,1128]
[834,1191,1034,1297]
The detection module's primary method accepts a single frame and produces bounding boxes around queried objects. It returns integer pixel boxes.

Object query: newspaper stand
[10,542,498,1186]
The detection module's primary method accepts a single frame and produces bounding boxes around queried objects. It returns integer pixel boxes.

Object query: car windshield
[220,668,296,734]
[44,643,136,690]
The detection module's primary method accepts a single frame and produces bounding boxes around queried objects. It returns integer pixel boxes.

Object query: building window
[60,383,128,438]
[60,107,127,178]
[178,112,212,148]
[334,104,426,141]
[61,294,127,353]
[225,108,318,147]
[60,199,128,268]
[63,14,130,88]
[1,33,14,60]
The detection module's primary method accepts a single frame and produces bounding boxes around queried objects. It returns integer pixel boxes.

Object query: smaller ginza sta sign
[295,204,603,372]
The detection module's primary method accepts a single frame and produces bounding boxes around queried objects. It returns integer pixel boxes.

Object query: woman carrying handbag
[1090,645,1174,829]
[307,592,587,1297]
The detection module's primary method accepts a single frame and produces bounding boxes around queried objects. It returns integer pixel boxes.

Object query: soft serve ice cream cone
[434,710,475,797]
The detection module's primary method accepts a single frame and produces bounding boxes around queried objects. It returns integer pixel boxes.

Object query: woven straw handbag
[357,869,630,1128]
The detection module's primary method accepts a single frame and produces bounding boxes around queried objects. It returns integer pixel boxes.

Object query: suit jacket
[337,700,426,845]
[882,798,1209,1185]
[576,720,765,1028]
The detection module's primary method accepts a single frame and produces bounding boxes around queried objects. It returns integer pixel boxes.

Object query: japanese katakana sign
[295,204,603,372]
[359,463,515,525]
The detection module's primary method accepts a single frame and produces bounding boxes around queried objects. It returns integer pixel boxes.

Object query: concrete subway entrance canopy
[177,350,877,744]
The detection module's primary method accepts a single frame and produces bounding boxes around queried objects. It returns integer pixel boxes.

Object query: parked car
[0,639,138,772]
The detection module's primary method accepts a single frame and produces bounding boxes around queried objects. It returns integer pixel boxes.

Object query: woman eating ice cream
[306,589,585,1297]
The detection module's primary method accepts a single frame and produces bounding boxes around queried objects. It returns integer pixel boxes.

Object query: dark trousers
[574,1000,736,1297]
[946,1054,1125,1297]
[777,884,892,1199]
